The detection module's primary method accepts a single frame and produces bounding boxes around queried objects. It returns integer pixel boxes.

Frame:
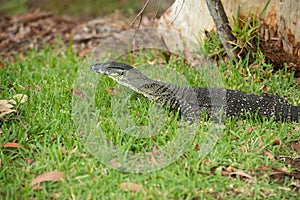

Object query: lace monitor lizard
[91,61,299,123]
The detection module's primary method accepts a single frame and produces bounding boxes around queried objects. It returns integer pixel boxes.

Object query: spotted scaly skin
[91,61,299,123]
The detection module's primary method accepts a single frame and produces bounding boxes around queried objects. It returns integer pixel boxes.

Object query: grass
[1,33,300,199]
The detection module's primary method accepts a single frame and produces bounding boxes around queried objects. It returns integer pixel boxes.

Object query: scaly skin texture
[91,61,299,123]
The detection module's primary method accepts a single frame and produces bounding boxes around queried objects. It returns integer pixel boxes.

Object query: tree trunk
[158,0,300,71]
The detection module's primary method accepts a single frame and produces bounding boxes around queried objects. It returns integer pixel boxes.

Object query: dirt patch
[0,11,78,60]
[261,38,300,76]
[0,10,129,61]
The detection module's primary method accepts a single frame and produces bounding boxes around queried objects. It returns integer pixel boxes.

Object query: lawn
[1,31,300,199]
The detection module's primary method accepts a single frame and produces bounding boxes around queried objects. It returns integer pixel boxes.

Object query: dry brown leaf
[291,142,300,152]
[272,138,282,146]
[225,166,234,173]
[0,100,8,105]
[0,105,15,112]
[2,142,21,148]
[247,127,253,134]
[260,85,269,93]
[13,94,28,103]
[120,182,142,192]
[258,165,270,172]
[109,159,122,169]
[252,148,260,152]
[60,147,69,154]
[0,102,14,109]
[231,188,252,195]
[26,85,43,91]
[0,95,27,119]
[0,99,15,110]
[263,150,275,161]
[0,109,16,118]
[108,88,115,95]
[25,158,34,164]
[146,144,159,165]
[60,146,78,154]
[31,171,66,190]
[79,49,91,58]
[8,99,17,105]
[258,141,264,147]
[72,89,84,100]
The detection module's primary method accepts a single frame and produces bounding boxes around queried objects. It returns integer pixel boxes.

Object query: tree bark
[158,0,300,71]
[205,0,241,58]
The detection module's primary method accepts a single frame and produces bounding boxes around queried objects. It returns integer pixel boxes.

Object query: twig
[49,136,58,144]
[2,116,27,130]
[152,0,162,20]
[130,0,151,28]
[206,0,242,59]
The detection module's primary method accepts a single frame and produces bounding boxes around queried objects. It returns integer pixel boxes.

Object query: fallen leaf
[120,182,142,192]
[258,141,264,147]
[26,86,43,91]
[108,88,115,95]
[25,158,34,164]
[109,159,122,169]
[60,146,78,154]
[146,143,159,165]
[13,94,28,103]
[0,109,16,118]
[260,85,269,93]
[0,106,15,113]
[291,142,300,152]
[32,185,43,190]
[252,148,260,152]
[72,89,84,100]
[0,102,14,109]
[257,165,270,171]
[0,98,17,118]
[79,49,91,58]
[247,127,253,133]
[226,166,234,173]
[272,138,282,146]
[8,100,17,105]
[60,147,68,154]
[0,100,8,105]
[263,150,275,161]
[2,142,21,148]
[108,88,121,95]
[31,171,66,190]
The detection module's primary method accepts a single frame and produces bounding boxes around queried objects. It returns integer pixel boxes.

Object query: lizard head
[90,61,151,92]
[91,61,133,76]
[90,61,135,83]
